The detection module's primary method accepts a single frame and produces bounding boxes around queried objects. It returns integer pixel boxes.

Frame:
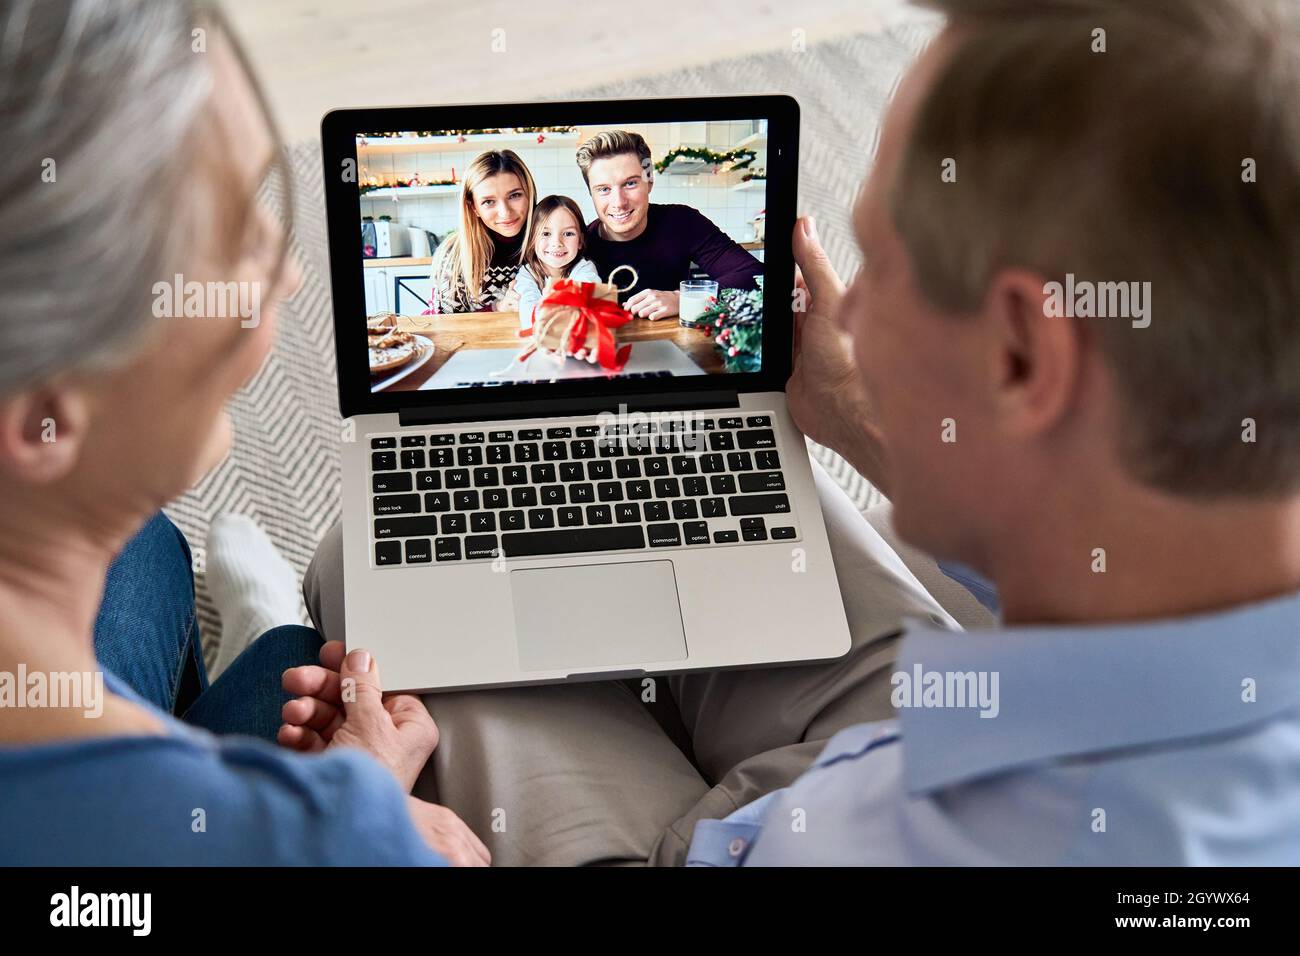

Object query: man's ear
[985,268,1086,440]
[0,383,93,485]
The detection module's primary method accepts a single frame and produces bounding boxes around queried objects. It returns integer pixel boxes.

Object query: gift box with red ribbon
[517,276,634,373]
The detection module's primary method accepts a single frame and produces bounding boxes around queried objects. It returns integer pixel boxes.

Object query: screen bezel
[321,95,800,420]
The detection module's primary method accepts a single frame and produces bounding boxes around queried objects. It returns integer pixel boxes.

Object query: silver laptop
[322,95,851,692]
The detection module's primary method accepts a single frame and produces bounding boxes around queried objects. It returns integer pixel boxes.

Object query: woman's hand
[492,279,521,313]
[406,796,491,867]
[626,288,679,320]
[279,641,438,793]
[785,216,890,496]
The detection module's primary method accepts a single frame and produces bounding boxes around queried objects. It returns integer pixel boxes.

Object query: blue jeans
[92,512,323,742]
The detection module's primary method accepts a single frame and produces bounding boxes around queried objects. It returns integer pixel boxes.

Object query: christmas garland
[693,287,763,373]
[361,127,577,138]
[654,145,757,174]
[359,174,457,196]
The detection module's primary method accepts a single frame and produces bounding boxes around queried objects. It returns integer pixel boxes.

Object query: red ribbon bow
[520,278,634,373]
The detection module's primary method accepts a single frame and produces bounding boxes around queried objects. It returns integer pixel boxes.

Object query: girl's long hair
[520,195,589,287]
[438,149,536,301]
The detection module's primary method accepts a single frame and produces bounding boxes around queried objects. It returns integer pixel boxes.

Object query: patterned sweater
[429,231,524,314]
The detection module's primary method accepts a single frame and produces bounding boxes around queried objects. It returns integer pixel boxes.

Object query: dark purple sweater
[584,203,762,304]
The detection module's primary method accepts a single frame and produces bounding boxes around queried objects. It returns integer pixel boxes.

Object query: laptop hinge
[398,390,740,428]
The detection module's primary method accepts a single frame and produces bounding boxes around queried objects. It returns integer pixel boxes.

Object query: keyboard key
[453,490,479,511]
[483,488,508,509]
[729,493,791,516]
[682,476,708,496]
[373,494,421,516]
[683,521,710,545]
[771,526,797,539]
[560,462,585,481]
[487,444,511,464]
[415,470,440,491]
[543,441,567,461]
[527,508,555,529]
[702,497,726,518]
[457,446,482,467]
[678,432,705,453]
[571,439,596,459]
[511,487,538,508]
[576,425,601,437]
[586,505,612,525]
[429,434,455,446]
[626,479,651,500]
[588,460,613,480]
[374,516,439,538]
[713,530,739,543]
[489,429,514,442]
[643,501,669,522]
[644,457,668,477]
[501,526,645,557]
[647,523,681,547]
[599,439,623,457]
[719,416,743,429]
[755,450,782,470]
[500,509,525,531]
[671,455,697,475]
[540,484,566,505]
[515,443,540,462]
[671,499,698,520]
[459,432,484,444]
[502,465,527,485]
[371,451,397,471]
[531,463,557,484]
[401,449,425,470]
[615,503,641,523]
[597,482,623,502]
[445,469,470,488]
[473,467,499,487]
[570,483,595,503]
[371,437,396,449]
[430,447,454,467]
[373,472,413,493]
[700,453,726,473]
[464,534,499,559]
[424,492,450,512]
[653,477,680,498]
[726,452,754,472]
[746,415,772,427]
[435,537,462,561]
[470,511,496,533]
[546,426,572,439]
[517,428,542,440]
[740,472,786,493]
[440,513,466,535]
[404,538,433,563]
[401,435,427,447]
[737,429,775,449]
[558,506,584,527]
[707,432,734,451]
[740,517,768,541]
[616,459,641,479]
[375,540,402,564]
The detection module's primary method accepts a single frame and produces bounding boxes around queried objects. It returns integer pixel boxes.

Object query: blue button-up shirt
[687,588,1300,865]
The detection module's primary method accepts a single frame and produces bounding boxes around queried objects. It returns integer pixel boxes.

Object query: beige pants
[304,454,963,865]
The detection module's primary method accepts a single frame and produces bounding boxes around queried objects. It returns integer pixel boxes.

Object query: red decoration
[537,134,546,144]
[518,278,634,372]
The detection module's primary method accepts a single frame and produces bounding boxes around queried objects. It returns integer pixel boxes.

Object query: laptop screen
[358,120,770,395]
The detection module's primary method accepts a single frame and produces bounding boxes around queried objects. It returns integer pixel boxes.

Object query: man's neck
[987,484,1300,626]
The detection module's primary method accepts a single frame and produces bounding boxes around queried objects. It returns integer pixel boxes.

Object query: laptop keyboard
[367,413,799,567]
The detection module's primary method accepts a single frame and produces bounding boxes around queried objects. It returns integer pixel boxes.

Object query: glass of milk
[678,280,720,328]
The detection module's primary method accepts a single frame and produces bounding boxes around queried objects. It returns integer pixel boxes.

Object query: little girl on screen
[515,195,601,330]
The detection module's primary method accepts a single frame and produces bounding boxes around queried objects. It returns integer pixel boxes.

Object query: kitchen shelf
[358,132,580,152]
[735,132,768,150]
[732,179,766,191]
[360,184,460,199]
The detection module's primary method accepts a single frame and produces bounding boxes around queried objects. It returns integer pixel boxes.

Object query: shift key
[728,493,791,516]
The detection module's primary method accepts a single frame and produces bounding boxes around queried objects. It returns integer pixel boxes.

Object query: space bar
[501,526,646,557]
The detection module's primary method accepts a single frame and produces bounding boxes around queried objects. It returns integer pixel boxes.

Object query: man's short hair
[899,0,1300,496]
[575,130,653,189]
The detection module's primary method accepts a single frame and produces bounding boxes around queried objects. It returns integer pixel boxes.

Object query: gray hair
[0,0,214,396]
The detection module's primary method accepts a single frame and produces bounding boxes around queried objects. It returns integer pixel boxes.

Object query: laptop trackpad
[510,561,688,673]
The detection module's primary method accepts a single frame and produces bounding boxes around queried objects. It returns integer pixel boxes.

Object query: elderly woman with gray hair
[0,0,486,865]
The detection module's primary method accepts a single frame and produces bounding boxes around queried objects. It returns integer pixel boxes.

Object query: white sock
[205,513,302,679]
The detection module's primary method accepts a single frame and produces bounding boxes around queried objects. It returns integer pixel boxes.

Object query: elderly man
[304,0,1300,865]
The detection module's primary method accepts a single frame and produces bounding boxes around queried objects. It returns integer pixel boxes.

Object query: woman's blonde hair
[438,150,536,301]
[520,195,588,287]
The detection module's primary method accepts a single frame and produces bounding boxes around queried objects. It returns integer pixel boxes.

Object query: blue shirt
[687,588,1300,865]
[0,671,446,866]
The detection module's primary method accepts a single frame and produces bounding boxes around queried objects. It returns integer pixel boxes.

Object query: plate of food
[368,315,434,389]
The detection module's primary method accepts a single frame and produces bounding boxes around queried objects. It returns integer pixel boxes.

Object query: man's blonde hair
[575,130,653,188]
[897,0,1300,496]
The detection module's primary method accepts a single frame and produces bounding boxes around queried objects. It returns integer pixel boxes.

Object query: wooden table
[377,311,724,391]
